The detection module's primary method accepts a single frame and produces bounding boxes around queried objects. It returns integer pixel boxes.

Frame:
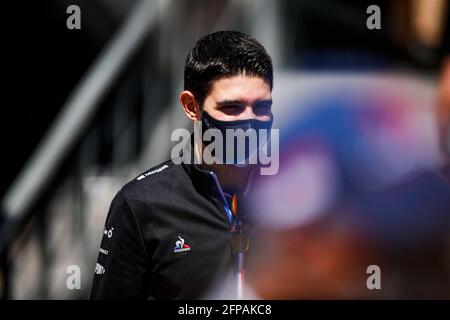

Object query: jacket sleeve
[90,190,149,299]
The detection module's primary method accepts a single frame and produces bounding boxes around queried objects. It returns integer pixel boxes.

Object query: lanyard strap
[209,171,247,299]
[208,171,236,225]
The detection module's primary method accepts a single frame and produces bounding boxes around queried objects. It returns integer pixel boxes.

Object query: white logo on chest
[174,236,191,253]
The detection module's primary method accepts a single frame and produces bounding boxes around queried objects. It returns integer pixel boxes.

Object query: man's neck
[194,141,255,193]
[202,163,254,194]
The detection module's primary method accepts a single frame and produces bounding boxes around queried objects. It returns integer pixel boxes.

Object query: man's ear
[180,91,201,121]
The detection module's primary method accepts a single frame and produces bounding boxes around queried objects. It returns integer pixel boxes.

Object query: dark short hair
[184,30,273,107]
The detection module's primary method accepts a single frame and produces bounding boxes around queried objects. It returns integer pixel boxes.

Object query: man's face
[201,75,273,122]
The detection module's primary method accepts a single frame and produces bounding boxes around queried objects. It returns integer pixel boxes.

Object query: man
[90,31,274,299]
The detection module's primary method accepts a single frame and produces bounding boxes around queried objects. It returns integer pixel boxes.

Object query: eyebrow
[215,99,273,107]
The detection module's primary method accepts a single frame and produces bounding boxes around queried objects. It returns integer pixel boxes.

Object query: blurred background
[2,0,450,299]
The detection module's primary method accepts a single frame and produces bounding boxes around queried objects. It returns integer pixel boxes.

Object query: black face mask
[201,111,273,166]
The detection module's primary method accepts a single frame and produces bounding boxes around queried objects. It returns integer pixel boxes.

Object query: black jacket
[90,160,248,299]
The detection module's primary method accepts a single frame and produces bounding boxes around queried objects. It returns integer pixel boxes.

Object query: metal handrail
[0,0,169,252]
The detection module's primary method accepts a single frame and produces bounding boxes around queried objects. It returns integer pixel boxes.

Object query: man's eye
[220,104,244,115]
[254,105,272,116]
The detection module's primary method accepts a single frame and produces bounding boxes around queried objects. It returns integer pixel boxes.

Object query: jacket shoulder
[120,160,187,200]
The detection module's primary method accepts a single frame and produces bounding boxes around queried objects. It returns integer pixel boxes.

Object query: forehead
[208,75,272,104]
